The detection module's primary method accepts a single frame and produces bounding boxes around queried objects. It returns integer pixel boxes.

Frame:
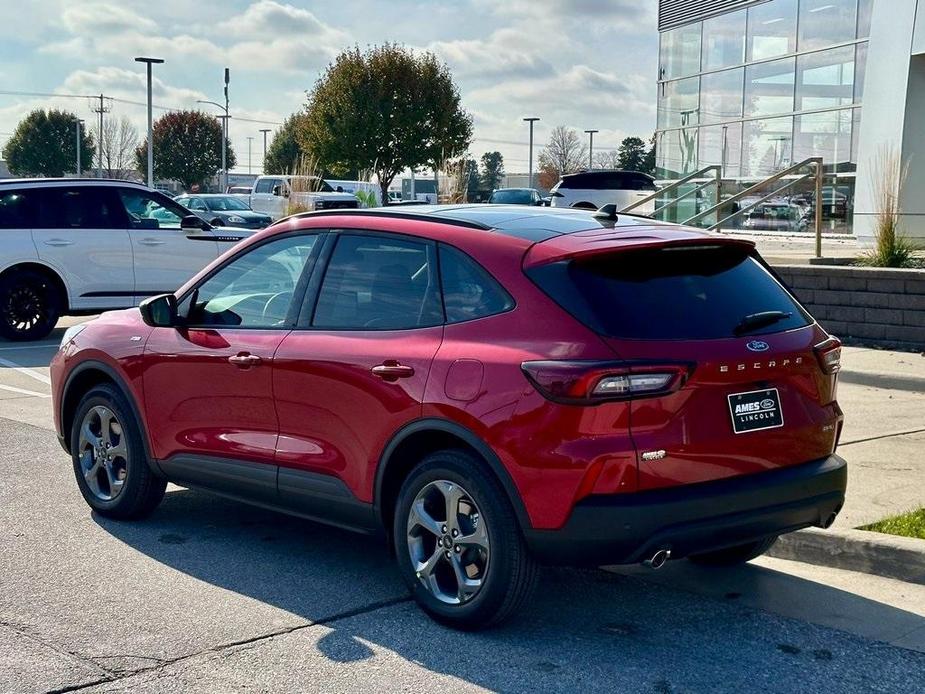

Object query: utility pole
[89,94,111,179]
[584,129,599,169]
[247,136,253,175]
[523,117,539,188]
[74,119,83,177]
[135,57,164,188]
[259,128,271,173]
[223,68,230,192]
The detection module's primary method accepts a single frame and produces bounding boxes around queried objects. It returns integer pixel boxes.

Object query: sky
[0,0,658,175]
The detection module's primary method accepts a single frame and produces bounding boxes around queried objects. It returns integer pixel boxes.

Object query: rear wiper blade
[733,310,792,336]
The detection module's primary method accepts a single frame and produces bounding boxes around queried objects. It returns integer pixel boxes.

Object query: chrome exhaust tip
[643,548,671,570]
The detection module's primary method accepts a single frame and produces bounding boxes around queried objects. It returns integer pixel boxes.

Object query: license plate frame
[727,387,784,434]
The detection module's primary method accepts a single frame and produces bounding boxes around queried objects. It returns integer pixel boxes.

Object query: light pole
[223,68,230,191]
[247,136,253,174]
[523,117,539,188]
[584,129,599,169]
[259,128,271,173]
[135,57,164,188]
[197,99,230,191]
[74,118,83,177]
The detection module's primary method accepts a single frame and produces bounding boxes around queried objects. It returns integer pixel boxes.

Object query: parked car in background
[387,190,403,204]
[175,194,272,229]
[249,175,360,220]
[0,179,253,340]
[487,188,547,205]
[550,170,656,214]
[325,179,383,206]
[226,185,252,195]
[52,205,845,629]
[742,200,809,233]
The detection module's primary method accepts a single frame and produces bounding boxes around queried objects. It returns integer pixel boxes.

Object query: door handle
[138,237,166,246]
[43,238,73,247]
[228,352,262,368]
[371,361,415,381]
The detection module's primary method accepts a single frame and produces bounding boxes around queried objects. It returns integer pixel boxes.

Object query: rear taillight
[814,337,842,375]
[521,361,691,405]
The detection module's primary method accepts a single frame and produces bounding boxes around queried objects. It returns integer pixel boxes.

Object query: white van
[549,170,656,214]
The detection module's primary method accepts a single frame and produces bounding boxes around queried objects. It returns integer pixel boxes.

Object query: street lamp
[134,57,164,188]
[196,99,230,191]
[246,136,253,175]
[523,117,540,188]
[259,128,271,173]
[584,129,599,169]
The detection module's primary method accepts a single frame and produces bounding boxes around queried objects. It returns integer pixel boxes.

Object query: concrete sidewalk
[833,346,925,528]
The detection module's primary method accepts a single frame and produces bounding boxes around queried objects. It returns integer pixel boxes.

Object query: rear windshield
[527,246,811,340]
[490,189,532,204]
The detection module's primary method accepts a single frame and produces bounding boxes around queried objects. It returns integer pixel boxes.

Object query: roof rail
[278,208,493,231]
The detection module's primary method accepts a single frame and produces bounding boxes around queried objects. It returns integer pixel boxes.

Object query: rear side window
[439,245,513,323]
[313,234,443,330]
[0,190,33,228]
[527,246,811,340]
[35,188,124,229]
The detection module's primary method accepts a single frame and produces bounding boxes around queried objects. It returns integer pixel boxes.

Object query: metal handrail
[709,173,814,230]
[684,157,822,227]
[620,164,721,214]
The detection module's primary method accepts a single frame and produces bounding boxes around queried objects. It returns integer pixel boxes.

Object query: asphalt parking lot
[1,321,925,693]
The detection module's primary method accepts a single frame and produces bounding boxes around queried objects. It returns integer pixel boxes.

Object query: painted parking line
[0,384,50,399]
[0,356,51,385]
[0,343,60,351]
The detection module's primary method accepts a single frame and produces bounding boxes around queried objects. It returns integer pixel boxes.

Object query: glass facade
[655,0,871,233]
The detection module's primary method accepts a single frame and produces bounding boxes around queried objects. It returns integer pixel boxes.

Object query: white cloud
[61,3,158,35]
[217,1,336,39]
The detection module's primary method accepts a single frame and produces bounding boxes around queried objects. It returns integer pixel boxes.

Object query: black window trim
[173,229,327,331]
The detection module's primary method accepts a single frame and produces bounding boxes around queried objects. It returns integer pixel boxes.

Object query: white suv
[549,170,657,213]
[0,179,253,341]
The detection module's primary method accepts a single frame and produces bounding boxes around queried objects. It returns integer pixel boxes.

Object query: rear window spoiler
[523,233,756,269]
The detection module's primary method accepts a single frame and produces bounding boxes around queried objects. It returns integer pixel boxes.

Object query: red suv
[51,206,846,629]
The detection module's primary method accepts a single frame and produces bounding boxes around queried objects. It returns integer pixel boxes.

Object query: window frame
[437,242,516,326]
[299,229,444,332]
[174,230,326,331]
[116,186,194,231]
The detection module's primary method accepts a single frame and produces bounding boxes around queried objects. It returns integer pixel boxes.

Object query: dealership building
[655,0,925,245]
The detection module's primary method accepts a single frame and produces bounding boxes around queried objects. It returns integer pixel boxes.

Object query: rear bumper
[524,455,846,566]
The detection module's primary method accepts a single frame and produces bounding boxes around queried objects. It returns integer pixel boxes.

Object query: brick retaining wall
[772,265,925,351]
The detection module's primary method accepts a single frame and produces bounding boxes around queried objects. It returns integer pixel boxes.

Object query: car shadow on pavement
[93,486,925,691]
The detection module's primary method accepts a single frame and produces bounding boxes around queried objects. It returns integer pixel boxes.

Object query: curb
[767,527,925,585]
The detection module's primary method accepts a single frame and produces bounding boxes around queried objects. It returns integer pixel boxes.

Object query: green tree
[617,136,647,172]
[458,157,479,199]
[643,135,657,176]
[264,112,309,174]
[301,44,473,201]
[3,109,95,177]
[135,110,236,190]
[480,151,504,191]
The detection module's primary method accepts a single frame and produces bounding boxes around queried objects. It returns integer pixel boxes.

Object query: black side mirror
[139,293,178,328]
[181,214,209,231]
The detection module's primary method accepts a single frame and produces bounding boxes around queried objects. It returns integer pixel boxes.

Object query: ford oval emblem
[760,398,775,409]
[746,340,770,352]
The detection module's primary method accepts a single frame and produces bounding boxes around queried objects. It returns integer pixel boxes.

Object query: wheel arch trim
[373,418,532,531]
[60,359,159,475]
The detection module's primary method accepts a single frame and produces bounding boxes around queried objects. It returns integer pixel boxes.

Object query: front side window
[206,196,250,211]
[182,234,318,328]
[118,189,188,229]
[439,245,513,323]
[313,234,442,330]
[185,198,208,212]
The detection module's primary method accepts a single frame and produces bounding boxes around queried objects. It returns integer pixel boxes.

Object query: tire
[688,536,778,567]
[0,269,61,341]
[392,450,538,630]
[70,383,166,519]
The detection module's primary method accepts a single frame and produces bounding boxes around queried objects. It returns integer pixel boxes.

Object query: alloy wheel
[406,479,490,605]
[4,283,47,334]
[77,405,129,501]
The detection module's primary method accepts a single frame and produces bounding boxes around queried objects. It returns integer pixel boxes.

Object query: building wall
[656,0,873,234]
